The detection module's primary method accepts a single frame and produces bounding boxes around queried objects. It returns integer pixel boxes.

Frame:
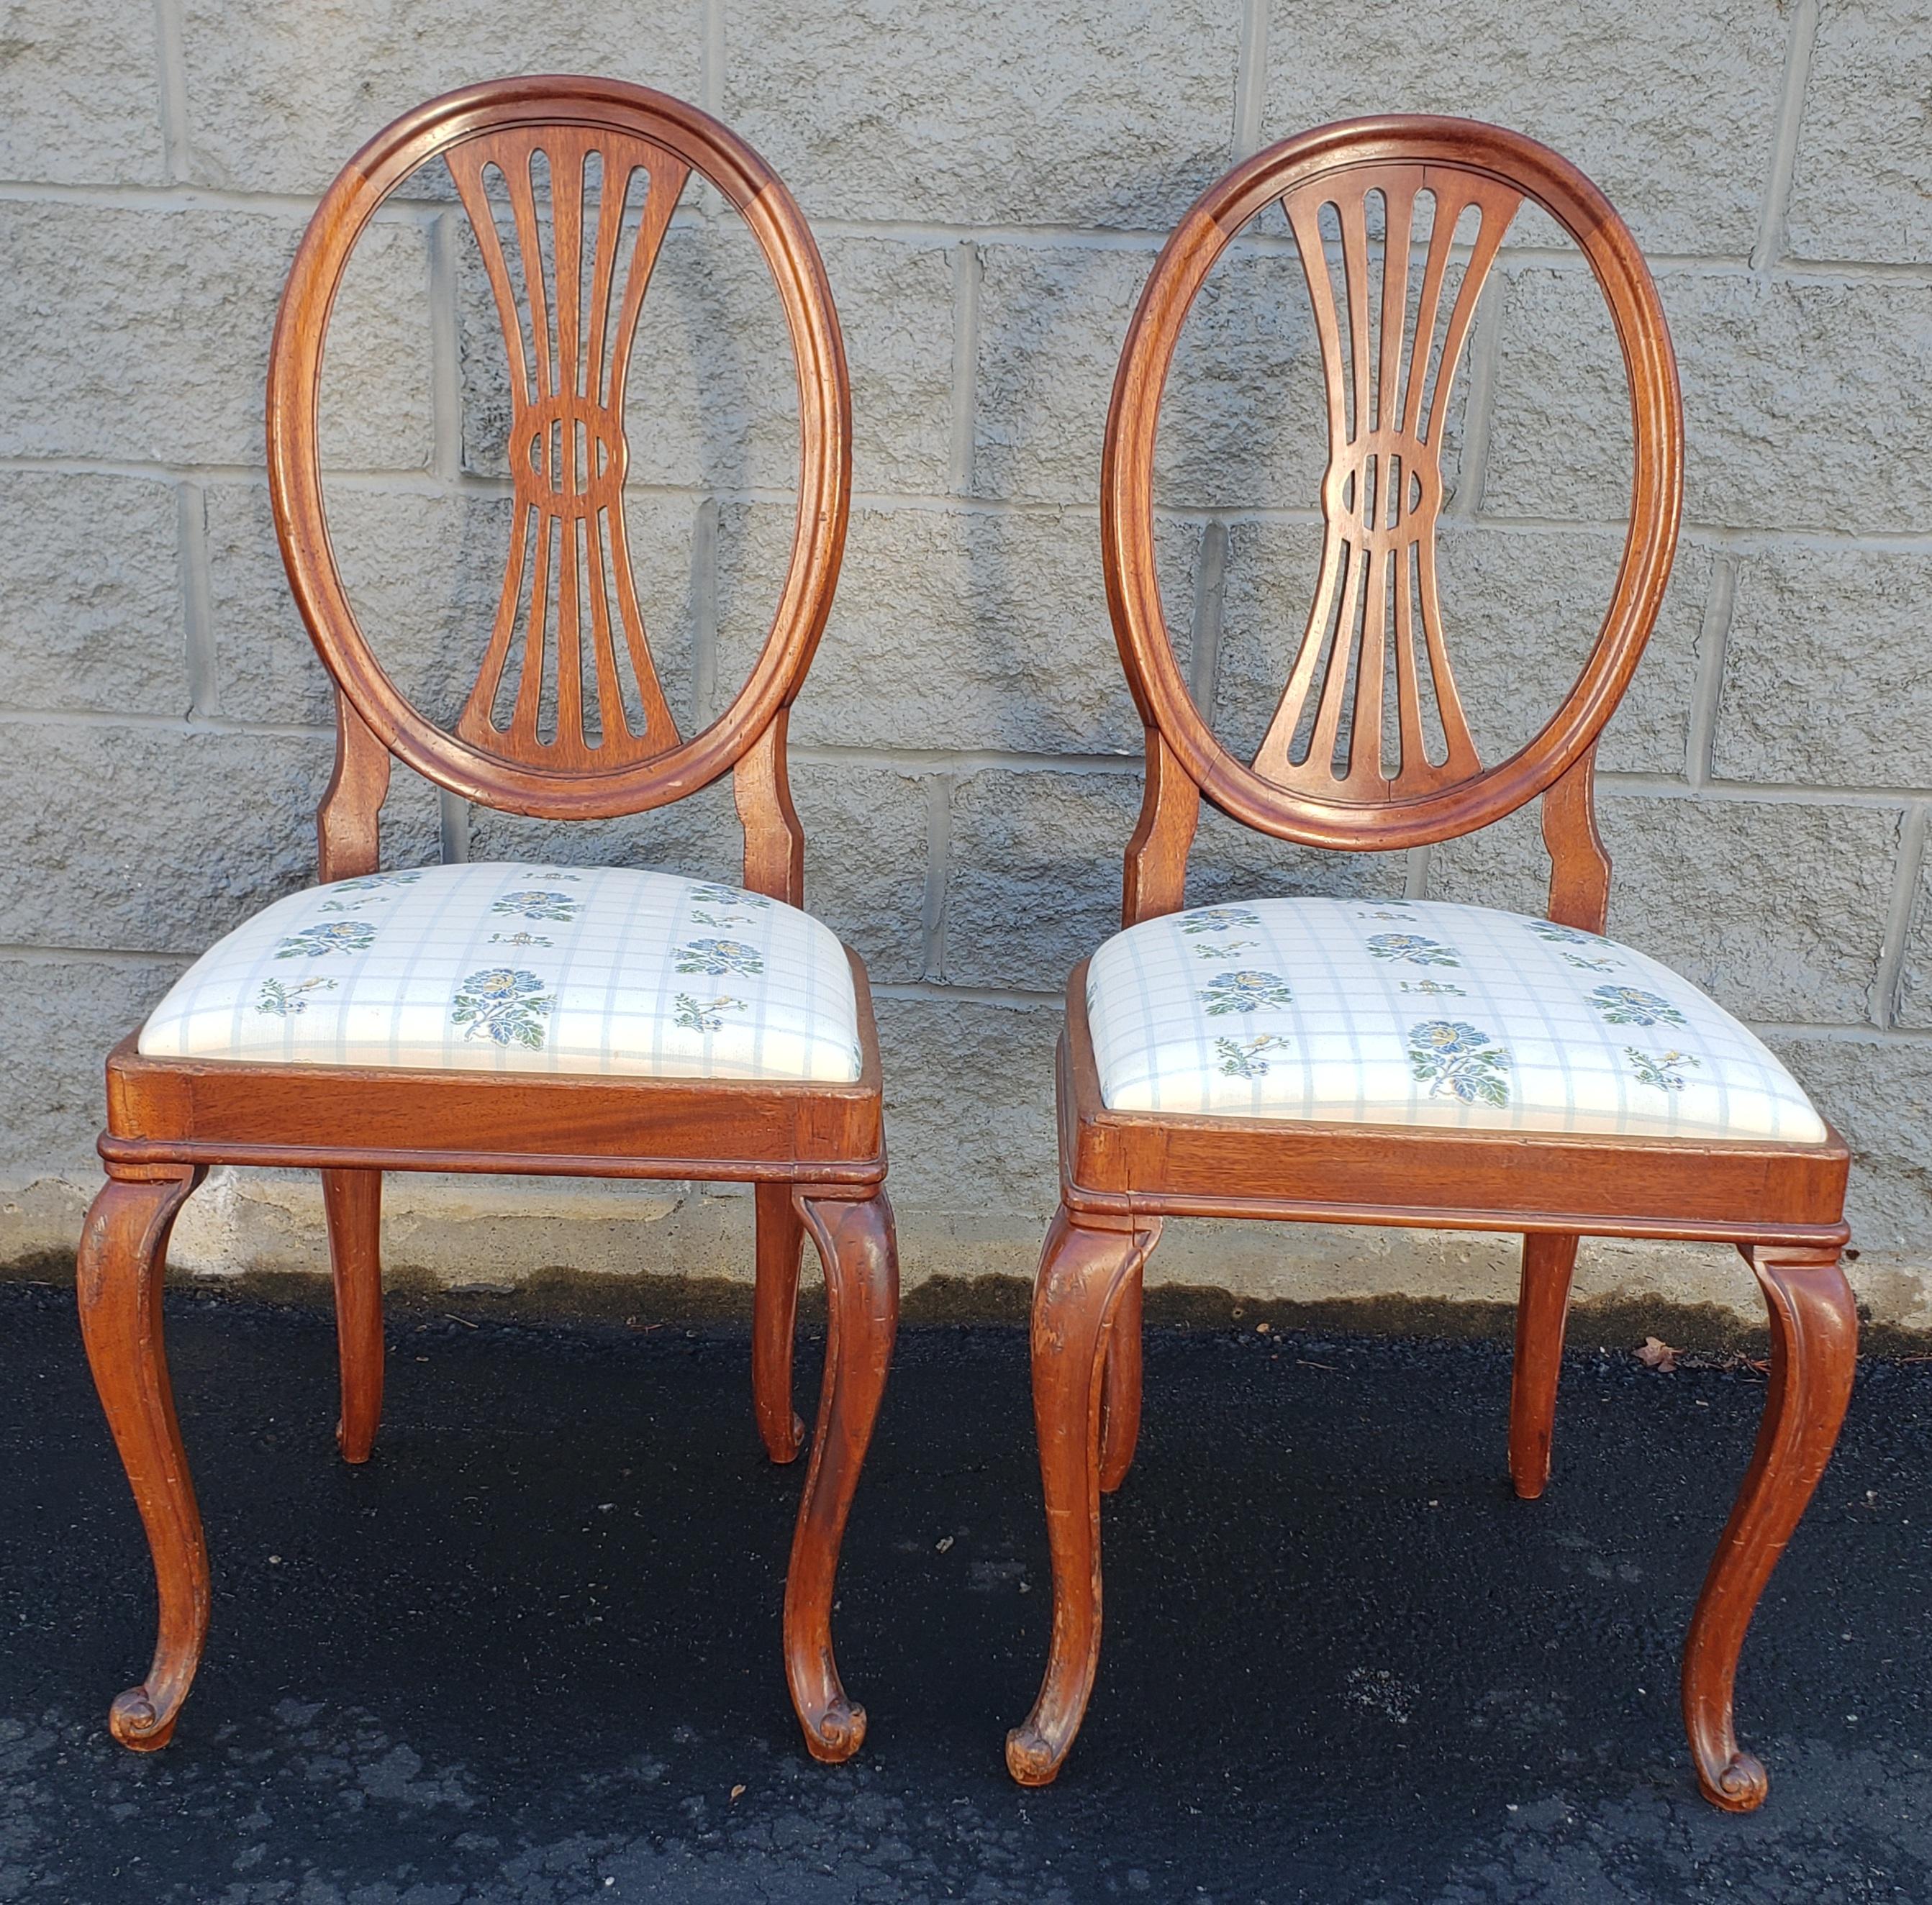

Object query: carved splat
[1253,167,1520,800]
[447,129,690,770]
[1102,115,1682,881]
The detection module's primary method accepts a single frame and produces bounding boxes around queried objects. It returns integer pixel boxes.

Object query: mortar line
[689,496,720,719]
[1874,804,1929,1029]
[12,453,1932,553]
[920,776,955,981]
[427,214,464,483]
[871,978,1061,1008]
[1403,842,1433,901]
[948,240,981,495]
[1685,554,1737,788]
[1189,520,1228,719]
[1751,0,1820,273]
[1232,0,1270,161]
[152,0,191,183]
[1447,284,1504,520]
[701,0,725,114]
[0,942,196,968]
[176,481,217,719]
[438,789,471,865]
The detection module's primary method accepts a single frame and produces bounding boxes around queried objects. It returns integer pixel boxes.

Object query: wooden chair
[77,77,895,1765]
[1004,117,1854,1811]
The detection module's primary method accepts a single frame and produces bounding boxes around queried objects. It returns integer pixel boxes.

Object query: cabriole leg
[1099,1262,1144,1494]
[1682,1242,1856,1811]
[753,1181,807,1464]
[76,1163,209,1750]
[784,1189,897,1762]
[322,1168,384,1464]
[1007,1207,1160,1787]
[1508,1231,1579,1499]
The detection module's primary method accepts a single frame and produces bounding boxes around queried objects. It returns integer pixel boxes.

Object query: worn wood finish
[1015,117,1856,1811]
[754,1181,807,1463]
[76,1164,208,1750]
[83,78,890,1766]
[786,1191,897,1760]
[1682,1242,1857,1809]
[322,1168,384,1464]
[1507,1231,1579,1499]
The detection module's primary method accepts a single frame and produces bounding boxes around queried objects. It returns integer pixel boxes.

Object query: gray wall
[3,3,1930,1324]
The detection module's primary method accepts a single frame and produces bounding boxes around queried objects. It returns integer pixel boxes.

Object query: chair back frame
[267,76,853,904]
[1103,115,1683,933]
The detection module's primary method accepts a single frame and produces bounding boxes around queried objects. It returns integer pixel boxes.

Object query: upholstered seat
[1085,896,1825,1143]
[140,862,863,1083]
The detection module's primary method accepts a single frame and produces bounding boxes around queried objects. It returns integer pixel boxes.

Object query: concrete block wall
[3,2,1930,1332]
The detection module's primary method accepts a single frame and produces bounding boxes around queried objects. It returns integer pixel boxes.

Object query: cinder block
[204,483,698,737]
[1764,1033,1932,1249]
[717,502,1151,756]
[176,1,705,194]
[722,0,1234,229]
[1784,3,1932,265]
[1432,524,1710,778]
[1715,545,1932,788]
[0,205,432,470]
[0,1,168,185]
[941,767,1141,991]
[1432,794,1900,1024]
[1260,0,1788,256]
[0,954,187,1171]
[1887,854,1932,1031]
[971,245,1151,506]
[0,473,186,716]
[873,992,1061,1218]
[0,721,440,952]
[463,763,928,983]
[1485,266,1932,531]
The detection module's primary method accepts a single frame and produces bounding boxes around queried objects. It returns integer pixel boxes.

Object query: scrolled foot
[1004,1722,1067,1788]
[799,1694,868,1764]
[1695,1746,1768,1812]
[109,1686,180,1752]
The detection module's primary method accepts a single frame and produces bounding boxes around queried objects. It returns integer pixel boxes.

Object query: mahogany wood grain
[322,1168,384,1463]
[83,78,890,1768]
[786,1191,898,1760]
[76,1164,208,1750]
[1013,116,1856,1811]
[1507,1231,1579,1499]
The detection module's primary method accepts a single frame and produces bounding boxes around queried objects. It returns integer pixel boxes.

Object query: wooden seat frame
[78,78,895,1766]
[1004,117,1854,1812]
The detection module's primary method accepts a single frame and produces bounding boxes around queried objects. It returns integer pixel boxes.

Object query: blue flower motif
[1627,1046,1701,1093]
[255,976,337,1017]
[275,921,377,959]
[676,937,765,978]
[1589,984,1685,1028]
[1182,906,1261,935]
[1525,920,1596,946]
[1367,932,1461,968]
[450,968,555,1049]
[689,883,771,911]
[1215,1033,1289,1079]
[1199,970,1293,1017]
[674,992,745,1034]
[1407,1019,1511,1107]
[491,889,580,924]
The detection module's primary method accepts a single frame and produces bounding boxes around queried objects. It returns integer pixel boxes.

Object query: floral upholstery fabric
[1084,897,1826,1143]
[139,863,863,1083]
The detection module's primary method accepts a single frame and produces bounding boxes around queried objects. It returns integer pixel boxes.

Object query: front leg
[1682,1242,1856,1810]
[784,1188,897,1761]
[1007,1207,1159,1786]
[76,1164,208,1750]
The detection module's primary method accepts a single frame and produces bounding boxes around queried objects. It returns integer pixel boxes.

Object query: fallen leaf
[1636,1336,1678,1373]
[935,1535,954,1552]
[1256,1322,1272,1335]
[730,1784,746,1802]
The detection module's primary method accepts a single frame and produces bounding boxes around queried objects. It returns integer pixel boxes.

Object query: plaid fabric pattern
[1085,896,1827,1142]
[139,863,863,1083]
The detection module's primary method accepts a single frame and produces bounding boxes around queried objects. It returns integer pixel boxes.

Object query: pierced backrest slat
[269,78,851,896]
[1106,116,1681,923]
